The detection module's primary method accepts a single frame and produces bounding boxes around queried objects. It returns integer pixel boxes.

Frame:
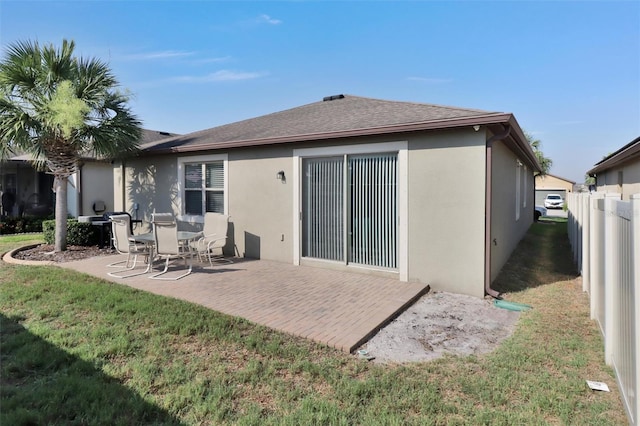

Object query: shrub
[42,219,100,246]
[0,216,52,235]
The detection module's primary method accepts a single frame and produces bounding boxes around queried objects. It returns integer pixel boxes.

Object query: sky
[1,1,638,184]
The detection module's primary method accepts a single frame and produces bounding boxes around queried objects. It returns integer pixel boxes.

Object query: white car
[544,194,564,209]
[534,205,547,221]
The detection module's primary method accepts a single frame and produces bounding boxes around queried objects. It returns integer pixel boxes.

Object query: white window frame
[293,141,408,281]
[177,154,228,223]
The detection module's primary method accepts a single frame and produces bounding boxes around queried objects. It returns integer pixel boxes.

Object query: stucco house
[111,95,540,298]
[0,129,176,218]
[534,173,575,206]
[587,136,640,200]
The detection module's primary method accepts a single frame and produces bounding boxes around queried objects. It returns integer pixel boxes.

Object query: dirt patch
[359,291,521,363]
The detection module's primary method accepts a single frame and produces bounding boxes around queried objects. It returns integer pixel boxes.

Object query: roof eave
[145,113,514,154]
[587,136,640,176]
[490,116,543,174]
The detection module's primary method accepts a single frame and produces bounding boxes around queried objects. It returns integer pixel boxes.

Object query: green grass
[0,233,43,257]
[0,223,628,425]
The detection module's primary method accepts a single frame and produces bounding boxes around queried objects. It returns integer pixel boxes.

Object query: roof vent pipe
[323,94,345,102]
[485,125,511,299]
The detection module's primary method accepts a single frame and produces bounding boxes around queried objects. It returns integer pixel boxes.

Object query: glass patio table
[130,231,202,273]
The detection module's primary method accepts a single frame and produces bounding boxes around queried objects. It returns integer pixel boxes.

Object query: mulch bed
[11,244,116,263]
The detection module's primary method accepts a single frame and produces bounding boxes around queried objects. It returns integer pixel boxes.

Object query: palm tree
[524,131,553,175]
[0,39,142,251]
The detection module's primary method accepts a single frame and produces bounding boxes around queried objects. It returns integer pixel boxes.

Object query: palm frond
[1,38,142,166]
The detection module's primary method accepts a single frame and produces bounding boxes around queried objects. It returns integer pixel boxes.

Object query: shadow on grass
[492,218,579,295]
[0,313,184,426]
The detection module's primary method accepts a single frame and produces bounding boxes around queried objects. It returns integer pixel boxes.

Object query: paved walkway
[61,255,430,353]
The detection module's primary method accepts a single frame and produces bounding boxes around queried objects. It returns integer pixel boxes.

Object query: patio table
[131,231,202,273]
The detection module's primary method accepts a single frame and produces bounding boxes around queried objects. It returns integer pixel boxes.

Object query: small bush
[42,219,100,246]
[0,216,52,235]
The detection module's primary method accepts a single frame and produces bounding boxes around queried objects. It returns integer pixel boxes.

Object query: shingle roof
[141,129,180,144]
[6,128,178,161]
[142,95,509,153]
[587,135,640,175]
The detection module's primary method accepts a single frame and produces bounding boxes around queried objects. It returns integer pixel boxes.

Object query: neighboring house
[534,173,575,206]
[0,129,177,218]
[0,155,54,217]
[113,95,541,298]
[587,135,640,200]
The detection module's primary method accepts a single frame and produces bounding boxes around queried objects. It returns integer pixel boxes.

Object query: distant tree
[524,131,552,175]
[0,39,142,251]
[585,174,596,185]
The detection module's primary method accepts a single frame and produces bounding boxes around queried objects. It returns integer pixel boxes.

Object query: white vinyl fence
[568,192,640,425]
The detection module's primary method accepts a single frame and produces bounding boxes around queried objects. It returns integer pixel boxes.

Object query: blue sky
[1,1,638,183]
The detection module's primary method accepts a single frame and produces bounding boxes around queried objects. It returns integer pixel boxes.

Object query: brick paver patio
[60,255,429,352]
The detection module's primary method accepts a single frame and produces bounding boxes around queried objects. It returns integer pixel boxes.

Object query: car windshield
[547,195,562,200]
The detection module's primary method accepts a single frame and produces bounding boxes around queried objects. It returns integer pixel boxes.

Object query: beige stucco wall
[595,161,640,200]
[118,127,531,298]
[407,129,487,298]
[490,140,534,282]
[113,155,179,230]
[228,147,293,261]
[80,162,114,216]
[535,174,574,192]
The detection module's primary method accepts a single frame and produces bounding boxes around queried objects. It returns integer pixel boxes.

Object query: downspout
[485,125,511,299]
[77,164,83,216]
[121,161,126,212]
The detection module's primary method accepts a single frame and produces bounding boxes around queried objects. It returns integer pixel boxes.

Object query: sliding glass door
[302,153,398,270]
[302,157,344,261]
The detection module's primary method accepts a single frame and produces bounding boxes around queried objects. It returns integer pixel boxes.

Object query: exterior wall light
[276,170,285,180]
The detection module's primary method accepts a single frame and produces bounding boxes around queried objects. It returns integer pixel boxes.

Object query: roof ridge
[339,94,501,115]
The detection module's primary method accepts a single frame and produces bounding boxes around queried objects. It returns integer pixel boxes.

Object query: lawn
[0,222,628,425]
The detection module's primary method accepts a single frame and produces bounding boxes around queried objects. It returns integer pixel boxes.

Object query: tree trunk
[54,176,68,252]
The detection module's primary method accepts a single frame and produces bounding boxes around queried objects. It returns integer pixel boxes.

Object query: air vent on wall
[323,94,345,102]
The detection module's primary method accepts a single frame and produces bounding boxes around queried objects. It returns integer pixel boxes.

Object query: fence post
[590,193,605,320]
[581,193,591,292]
[631,194,640,422]
[604,193,621,366]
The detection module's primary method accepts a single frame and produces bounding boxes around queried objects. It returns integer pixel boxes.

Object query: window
[523,166,527,208]
[617,171,623,193]
[301,153,398,269]
[293,141,408,280]
[178,154,228,217]
[515,160,521,221]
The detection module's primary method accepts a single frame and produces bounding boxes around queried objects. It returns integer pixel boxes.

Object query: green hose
[493,299,532,312]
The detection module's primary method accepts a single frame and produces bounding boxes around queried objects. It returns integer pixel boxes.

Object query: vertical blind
[302,153,397,270]
[302,157,344,261]
[349,154,397,269]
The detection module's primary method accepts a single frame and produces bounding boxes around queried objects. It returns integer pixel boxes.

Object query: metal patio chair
[192,213,232,267]
[107,214,151,278]
[149,213,193,280]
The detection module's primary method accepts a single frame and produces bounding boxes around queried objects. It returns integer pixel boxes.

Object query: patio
[61,255,430,353]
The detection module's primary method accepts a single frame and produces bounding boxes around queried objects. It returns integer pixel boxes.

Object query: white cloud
[196,56,232,64]
[172,70,266,83]
[258,14,282,25]
[406,76,453,83]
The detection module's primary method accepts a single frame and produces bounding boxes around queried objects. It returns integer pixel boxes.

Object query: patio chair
[149,213,193,280]
[192,213,232,267]
[107,214,151,278]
